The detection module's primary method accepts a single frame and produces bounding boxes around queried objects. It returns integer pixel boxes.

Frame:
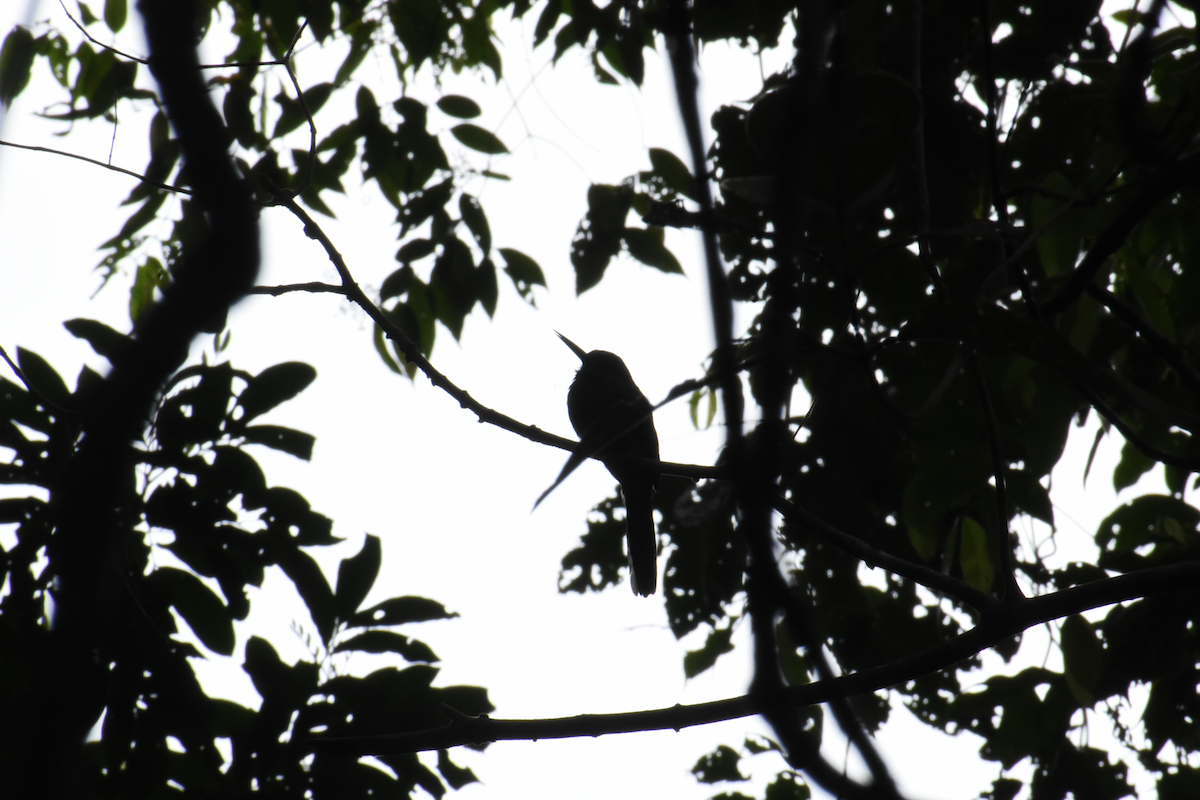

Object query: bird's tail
[623,483,657,596]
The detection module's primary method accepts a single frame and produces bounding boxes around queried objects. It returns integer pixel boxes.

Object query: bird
[556,333,660,596]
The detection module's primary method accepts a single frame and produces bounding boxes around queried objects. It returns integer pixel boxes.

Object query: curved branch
[262,192,725,481]
[311,558,1200,756]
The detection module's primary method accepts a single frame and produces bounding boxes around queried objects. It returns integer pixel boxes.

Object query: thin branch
[775,497,998,612]
[310,557,1200,756]
[0,138,193,195]
[259,187,725,481]
[1086,282,1200,398]
[978,0,1038,318]
[968,355,1024,601]
[278,21,319,194]
[1081,386,1200,471]
[910,0,945,300]
[58,0,296,71]
[59,0,147,64]
[1041,150,1200,316]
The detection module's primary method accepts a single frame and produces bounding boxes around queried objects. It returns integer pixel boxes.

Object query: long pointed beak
[555,331,588,362]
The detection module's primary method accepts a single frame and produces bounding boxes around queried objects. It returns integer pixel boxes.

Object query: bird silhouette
[557,333,660,596]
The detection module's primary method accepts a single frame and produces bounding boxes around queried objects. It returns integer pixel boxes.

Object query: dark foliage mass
[3,0,1200,798]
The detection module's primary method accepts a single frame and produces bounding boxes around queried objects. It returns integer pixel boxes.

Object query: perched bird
[557,333,660,596]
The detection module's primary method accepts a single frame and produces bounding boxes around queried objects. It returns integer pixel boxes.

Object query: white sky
[0,2,1184,799]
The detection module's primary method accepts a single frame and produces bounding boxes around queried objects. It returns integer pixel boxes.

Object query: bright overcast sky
[0,2,1183,799]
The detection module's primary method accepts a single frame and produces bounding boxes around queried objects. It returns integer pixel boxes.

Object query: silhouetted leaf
[335,534,381,619]
[349,596,457,628]
[238,362,317,423]
[0,26,35,107]
[333,631,439,662]
[152,567,235,656]
[16,347,72,410]
[436,94,481,119]
[450,123,508,155]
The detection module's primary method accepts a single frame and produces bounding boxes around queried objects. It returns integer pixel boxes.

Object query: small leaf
[623,227,683,274]
[129,257,167,323]
[436,94,482,119]
[1060,614,1104,705]
[649,148,697,200]
[104,0,127,32]
[683,625,734,678]
[959,516,995,593]
[335,534,382,619]
[1031,173,1081,277]
[459,193,491,253]
[437,750,480,791]
[374,324,403,375]
[64,318,132,366]
[333,631,439,662]
[349,596,457,628]
[450,123,508,155]
[153,567,235,656]
[1112,440,1155,492]
[16,347,72,410]
[692,745,748,784]
[242,425,315,460]
[497,247,545,302]
[238,362,317,423]
[0,26,35,107]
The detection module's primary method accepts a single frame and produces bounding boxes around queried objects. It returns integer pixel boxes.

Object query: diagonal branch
[260,189,725,481]
[775,497,998,612]
[1041,150,1200,316]
[311,558,1200,756]
[0,137,194,195]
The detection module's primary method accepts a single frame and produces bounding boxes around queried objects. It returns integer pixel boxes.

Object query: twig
[59,0,147,64]
[0,138,193,195]
[259,186,726,480]
[58,0,297,71]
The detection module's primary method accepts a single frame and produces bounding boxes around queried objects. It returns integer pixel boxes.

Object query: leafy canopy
[3,0,1200,799]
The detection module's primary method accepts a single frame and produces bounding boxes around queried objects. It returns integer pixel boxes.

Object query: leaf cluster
[0,322,488,797]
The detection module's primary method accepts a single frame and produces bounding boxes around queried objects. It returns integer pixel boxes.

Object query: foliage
[4,0,1200,799]
[0,327,490,796]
